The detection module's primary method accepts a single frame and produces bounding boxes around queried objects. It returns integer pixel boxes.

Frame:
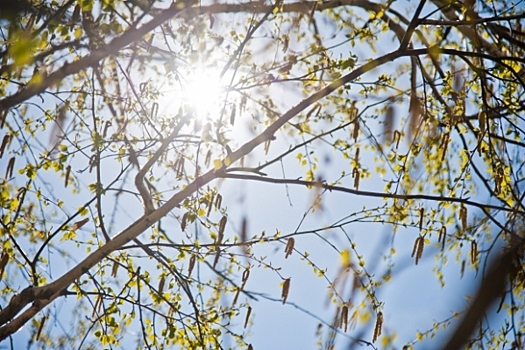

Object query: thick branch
[399,0,426,49]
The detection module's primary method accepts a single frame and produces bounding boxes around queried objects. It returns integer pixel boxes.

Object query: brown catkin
[479,111,486,134]
[352,121,359,142]
[72,218,89,230]
[340,305,349,332]
[157,276,164,295]
[218,216,227,240]
[174,155,184,178]
[230,104,236,126]
[285,237,295,259]
[240,217,248,250]
[477,132,483,156]
[353,168,360,190]
[205,149,212,167]
[384,105,395,144]
[181,213,188,231]
[111,260,119,277]
[151,102,158,118]
[0,252,8,282]
[215,193,222,209]
[439,226,447,250]
[440,133,450,161]
[281,278,291,304]
[213,248,220,268]
[411,237,419,258]
[419,208,424,231]
[411,236,424,265]
[471,240,478,264]
[5,157,15,178]
[416,237,424,265]
[459,206,467,231]
[372,312,383,343]
[244,306,252,329]
[233,268,251,306]
[65,165,71,188]
[92,295,102,318]
[242,268,250,284]
[0,134,11,158]
[207,194,215,217]
[188,255,196,277]
[89,154,96,173]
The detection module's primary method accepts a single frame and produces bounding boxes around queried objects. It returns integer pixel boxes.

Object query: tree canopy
[0,0,524,348]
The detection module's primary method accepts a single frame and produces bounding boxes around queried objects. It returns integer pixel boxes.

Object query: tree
[0,0,524,348]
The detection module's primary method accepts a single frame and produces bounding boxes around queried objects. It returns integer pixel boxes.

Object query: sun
[180,65,224,121]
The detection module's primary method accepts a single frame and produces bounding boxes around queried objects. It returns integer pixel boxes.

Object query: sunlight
[181,66,224,121]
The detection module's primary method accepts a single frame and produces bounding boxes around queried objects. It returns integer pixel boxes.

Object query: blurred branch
[443,240,524,349]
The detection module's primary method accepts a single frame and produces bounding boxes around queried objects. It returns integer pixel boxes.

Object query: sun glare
[182,67,224,120]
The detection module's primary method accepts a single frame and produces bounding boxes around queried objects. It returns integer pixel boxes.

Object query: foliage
[0,0,524,349]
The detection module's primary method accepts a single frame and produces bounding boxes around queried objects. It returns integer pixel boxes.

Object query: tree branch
[0,1,196,113]
[220,173,525,215]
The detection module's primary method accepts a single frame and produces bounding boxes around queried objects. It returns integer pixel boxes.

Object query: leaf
[340,249,350,267]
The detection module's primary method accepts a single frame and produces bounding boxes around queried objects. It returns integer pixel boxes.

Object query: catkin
[5,157,15,178]
[158,276,165,294]
[207,194,215,217]
[215,193,223,209]
[439,226,446,250]
[340,305,349,332]
[188,255,196,277]
[411,236,424,265]
[479,111,486,134]
[218,216,227,239]
[419,208,424,231]
[372,312,383,343]
[65,165,71,188]
[281,278,291,304]
[111,260,119,277]
[181,213,188,231]
[0,134,11,158]
[459,206,467,231]
[285,237,295,259]
[471,240,478,264]
[244,306,252,329]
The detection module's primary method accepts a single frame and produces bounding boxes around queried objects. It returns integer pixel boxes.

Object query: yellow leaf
[340,249,350,266]
[74,27,82,40]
